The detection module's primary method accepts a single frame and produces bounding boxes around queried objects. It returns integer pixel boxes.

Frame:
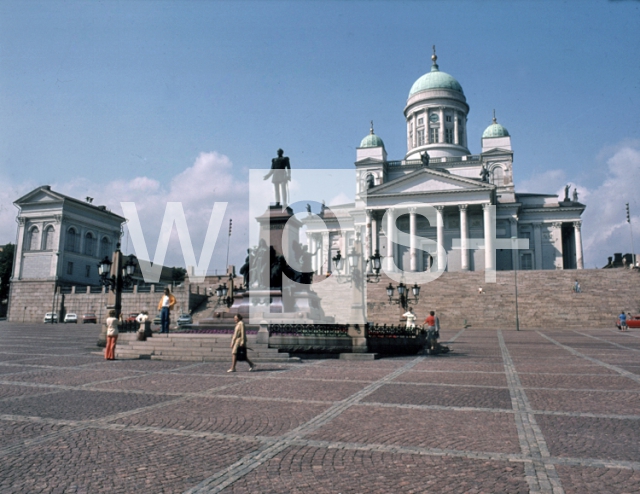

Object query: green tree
[0,243,15,315]
[171,267,187,283]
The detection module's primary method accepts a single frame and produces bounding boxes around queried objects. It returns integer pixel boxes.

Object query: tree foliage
[0,243,15,302]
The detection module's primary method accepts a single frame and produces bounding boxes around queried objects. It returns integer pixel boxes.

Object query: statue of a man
[264,148,291,207]
[420,151,430,167]
[564,184,571,201]
[479,164,490,183]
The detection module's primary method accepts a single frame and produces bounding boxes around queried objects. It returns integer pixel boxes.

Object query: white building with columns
[11,185,125,286]
[304,52,586,275]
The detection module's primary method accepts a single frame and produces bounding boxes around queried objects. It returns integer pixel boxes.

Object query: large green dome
[409,63,463,97]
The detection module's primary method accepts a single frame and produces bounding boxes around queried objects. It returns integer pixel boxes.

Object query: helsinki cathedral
[303,50,585,275]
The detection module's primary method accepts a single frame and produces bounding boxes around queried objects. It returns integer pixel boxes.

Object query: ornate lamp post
[367,249,383,283]
[386,281,420,310]
[96,243,135,346]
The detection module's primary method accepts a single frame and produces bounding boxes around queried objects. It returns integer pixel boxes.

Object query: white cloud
[580,141,640,268]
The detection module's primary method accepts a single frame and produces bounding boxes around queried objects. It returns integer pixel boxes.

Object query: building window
[445,115,452,122]
[44,226,55,250]
[492,167,505,186]
[27,227,40,251]
[85,265,91,277]
[417,117,424,126]
[430,128,438,143]
[84,232,96,256]
[458,128,464,144]
[67,262,74,275]
[521,253,533,270]
[417,128,425,146]
[100,237,112,258]
[65,228,80,253]
[445,128,453,143]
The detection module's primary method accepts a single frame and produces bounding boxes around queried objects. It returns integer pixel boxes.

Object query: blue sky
[1,0,639,270]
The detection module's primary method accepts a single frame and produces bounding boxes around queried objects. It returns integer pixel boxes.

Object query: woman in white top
[403,307,417,329]
[105,309,119,360]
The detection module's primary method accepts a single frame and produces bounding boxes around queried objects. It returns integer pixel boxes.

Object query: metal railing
[269,323,350,337]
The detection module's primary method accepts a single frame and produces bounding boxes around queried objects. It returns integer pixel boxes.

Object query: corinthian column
[459,205,469,271]
[386,208,396,272]
[409,207,417,272]
[436,206,444,271]
[574,221,584,269]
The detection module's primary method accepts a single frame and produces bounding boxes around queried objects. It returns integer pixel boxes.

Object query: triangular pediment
[368,168,493,196]
[481,148,513,156]
[14,186,65,206]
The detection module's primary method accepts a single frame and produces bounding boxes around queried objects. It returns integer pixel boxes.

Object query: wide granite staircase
[115,332,300,363]
[366,268,640,329]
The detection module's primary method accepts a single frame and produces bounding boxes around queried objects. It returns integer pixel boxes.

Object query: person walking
[619,311,628,331]
[228,314,255,372]
[424,310,437,351]
[157,287,176,334]
[105,309,119,360]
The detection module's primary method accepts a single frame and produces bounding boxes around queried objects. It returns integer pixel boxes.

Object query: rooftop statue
[264,148,291,207]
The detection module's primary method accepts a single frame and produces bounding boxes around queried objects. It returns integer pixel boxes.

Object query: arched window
[27,227,40,251]
[100,237,112,258]
[43,226,55,250]
[492,167,505,186]
[84,232,97,256]
[65,227,79,252]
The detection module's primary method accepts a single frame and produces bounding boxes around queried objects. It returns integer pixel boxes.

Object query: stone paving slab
[393,369,509,387]
[0,389,175,421]
[364,382,513,409]
[1,322,640,493]
[307,406,521,454]
[536,414,640,462]
[115,396,332,437]
[219,446,530,493]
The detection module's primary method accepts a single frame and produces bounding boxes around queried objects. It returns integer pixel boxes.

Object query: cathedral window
[492,167,505,186]
[445,115,452,122]
[430,128,438,143]
[27,227,40,251]
[100,237,112,258]
[84,232,97,256]
[445,128,453,143]
[417,129,425,146]
[458,128,464,144]
[44,226,55,250]
[65,227,80,253]
[417,117,424,126]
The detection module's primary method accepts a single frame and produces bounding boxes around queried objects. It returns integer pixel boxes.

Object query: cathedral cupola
[404,47,470,160]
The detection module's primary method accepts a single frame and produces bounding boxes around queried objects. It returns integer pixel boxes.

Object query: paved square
[1,323,639,493]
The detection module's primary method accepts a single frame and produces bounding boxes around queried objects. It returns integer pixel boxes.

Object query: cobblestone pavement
[1,323,639,493]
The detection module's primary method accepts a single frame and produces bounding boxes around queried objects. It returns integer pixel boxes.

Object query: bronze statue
[420,151,430,167]
[479,164,490,183]
[264,148,291,207]
[564,184,571,201]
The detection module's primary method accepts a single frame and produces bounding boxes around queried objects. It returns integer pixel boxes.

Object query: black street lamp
[386,281,420,310]
[367,249,383,283]
[215,279,233,308]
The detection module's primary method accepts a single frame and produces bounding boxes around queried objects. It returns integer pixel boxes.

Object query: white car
[177,313,193,327]
[64,313,78,323]
[43,312,58,323]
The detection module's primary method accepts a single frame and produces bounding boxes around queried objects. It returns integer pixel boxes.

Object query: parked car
[82,313,97,324]
[177,313,193,327]
[64,313,78,323]
[43,312,58,323]
[626,315,640,328]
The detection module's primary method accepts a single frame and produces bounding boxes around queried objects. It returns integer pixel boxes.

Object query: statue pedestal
[255,205,302,259]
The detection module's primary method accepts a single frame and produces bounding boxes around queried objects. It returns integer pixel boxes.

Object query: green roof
[409,63,463,97]
[360,133,385,148]
[482,122,510,138]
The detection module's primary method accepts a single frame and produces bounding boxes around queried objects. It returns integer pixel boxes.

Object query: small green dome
[482,117,510,138]
[409,63,463,97]
[360,122,385,148]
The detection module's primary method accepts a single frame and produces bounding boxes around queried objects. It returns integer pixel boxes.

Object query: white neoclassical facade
[12,186,125,286]
[304,52,586,275]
